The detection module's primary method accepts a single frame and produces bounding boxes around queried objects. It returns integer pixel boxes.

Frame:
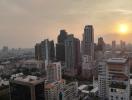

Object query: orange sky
[0,0,132,48]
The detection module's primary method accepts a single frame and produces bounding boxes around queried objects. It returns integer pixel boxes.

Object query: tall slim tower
[97,37,105,52]
[82,25,94,60]
[112,40,116,51]
[56,30,68,62]
[65,34,80,74]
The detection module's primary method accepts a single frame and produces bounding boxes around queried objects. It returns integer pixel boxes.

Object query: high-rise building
[35,43,42,60]
[57,30,68,44]
[120,40,126,51]
[82,25,94,60]
[2,46,8,53]
[10,75,45,100]
[112,40,116,51]
[50,40,55,60]
[56,43,65,62]
[98,61,108,100]
[45,80,65,100]
[47,62,62,82]
[65,34,80,75]
[107,58,130,100]
[97,37,105,52]
[56,30,68,62]
[59,82,78,100]
[35,39,55,62]
[82,55,94,79]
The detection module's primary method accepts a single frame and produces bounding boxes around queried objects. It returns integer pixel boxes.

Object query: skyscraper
[97,37,105,52]
[81,25,95,79]
[98,61,108,100]
[82,55,94,79]
[112,40,116,51]
[56,30,68,62]
[65,34,80,75]
[82,25,94,60]
[35,39,55,62]
[57,30,68,44]
[35,43,42,60]
[120,40,126,51]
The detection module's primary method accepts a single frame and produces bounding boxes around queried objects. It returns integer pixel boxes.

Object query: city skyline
[1,0,132,48]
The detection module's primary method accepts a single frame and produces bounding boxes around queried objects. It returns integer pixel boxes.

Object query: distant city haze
[1,0,132,48]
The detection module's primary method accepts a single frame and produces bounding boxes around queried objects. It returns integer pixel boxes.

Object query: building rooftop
[45,83,54,89]
[91,87,98,93]
[130,79,132,85]
[107,58,127,64]
[10,74,44,86]
[22,59,44,63]
[78,85,88,90]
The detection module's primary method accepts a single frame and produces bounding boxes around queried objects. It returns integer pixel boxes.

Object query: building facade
[65,34,80,75]
[82,25,94,60]
[35,39,55,62]
[98,61,108,100]
[10,75,45,100]
[56,30,68,62]
[47,62,62,82]
[107,58,130,100]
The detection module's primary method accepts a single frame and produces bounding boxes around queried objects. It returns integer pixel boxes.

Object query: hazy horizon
[1,0,132,48]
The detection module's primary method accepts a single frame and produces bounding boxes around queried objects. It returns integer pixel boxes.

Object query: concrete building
[120,40,126,51]
[65,34,80,75]
[47,62,62,82]
[19,59,45,69]
[44,80,65,100]
[9,75,45,100]
[98,61,108,100]
[35,39,55,62]
[82,25,94,60]
[35,43,42,60]
[107,58,130,100]
[97,37,105,52]
[60,82,78,100]
[82,55,94,79]
[112,40,116,52]
[56,30,68,62]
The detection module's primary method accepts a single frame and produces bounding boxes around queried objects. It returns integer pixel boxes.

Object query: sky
[0,0,132,48]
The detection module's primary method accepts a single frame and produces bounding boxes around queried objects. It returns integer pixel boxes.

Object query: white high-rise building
[107,58,130,100]
[98,61,108,100]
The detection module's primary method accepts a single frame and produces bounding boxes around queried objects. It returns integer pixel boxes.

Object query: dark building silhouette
[35,39,55,62]
[56,43,65,61]
[65,34,81,75]
[50,40,55,60]
[97,37,105,51]
[57,30,68,44]
[82,25,94,60]
[10,77,45,100]
[56,30,68,62]
[35,43,42,60]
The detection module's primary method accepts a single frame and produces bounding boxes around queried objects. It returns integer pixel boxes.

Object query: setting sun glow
[118,24,129,34]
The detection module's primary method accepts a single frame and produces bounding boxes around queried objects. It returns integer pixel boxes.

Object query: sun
[118,24,129,34]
